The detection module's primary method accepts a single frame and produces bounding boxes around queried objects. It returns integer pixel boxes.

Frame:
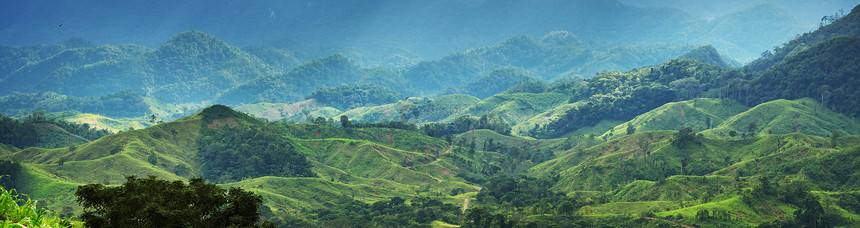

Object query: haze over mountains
[1,1,860,227]
[1,0,846,64]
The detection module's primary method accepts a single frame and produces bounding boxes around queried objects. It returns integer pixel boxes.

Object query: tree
[729,130,738,138]
[75,175,266,228]
[626,125,635,135]
[340,115,350,128]
[746,123,758,138]
[830,129,842,148]
[147,152,158,166]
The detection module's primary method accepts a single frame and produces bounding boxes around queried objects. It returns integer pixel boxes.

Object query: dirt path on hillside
[462,198,470,213]
[429,146,453,164]
[644,216,697,228]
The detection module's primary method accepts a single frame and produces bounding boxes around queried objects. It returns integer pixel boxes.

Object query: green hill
[339,94,481,124]
[0,31,272,103]
[600,98,749,140]
[443,92,572,129]
[215,53,364,104]
[0,105,484,224]
[746,4,860,72]
[678,45,736,68]
[747,35,860,117]
[701,98,860,138]
[437,67,539,100]
[402,31,693,95]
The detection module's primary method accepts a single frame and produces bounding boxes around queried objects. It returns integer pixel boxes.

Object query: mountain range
[0,2,859,228]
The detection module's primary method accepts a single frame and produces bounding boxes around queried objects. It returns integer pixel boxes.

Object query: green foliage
[0,183,79,227]
[216,53,365,104]
[309,197,462,227]
[423,114,512,137]
[746,4,860,72]
[0,90,149,118]
[198,124,314,183]
[679,45,733,68]
[0,111,111,149]
[402,31,691,94]
[748,36,860,117]
[438,67,539,100]
[75,175,265,228]
[307,84,401,110]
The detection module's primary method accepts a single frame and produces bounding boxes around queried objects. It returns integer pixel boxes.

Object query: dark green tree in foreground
[75,175,267,228]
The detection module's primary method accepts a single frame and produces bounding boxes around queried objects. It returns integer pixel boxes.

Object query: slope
[746,4,860,72]
[443,92,572,129]
[701,98,860,138]
[600,98,749,140]
[748,35,860,117]
[215,53,364,105]
[0,105,483,221]
[402,31,692,95]
[0,31,271,103]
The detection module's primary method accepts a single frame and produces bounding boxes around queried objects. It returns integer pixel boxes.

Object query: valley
[1,1,859,227]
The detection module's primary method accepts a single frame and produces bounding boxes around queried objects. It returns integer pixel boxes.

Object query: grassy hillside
[0,105,486,224]
[600,98,749,140]
[443,92,571,128]
[340,94,481,124]
[701,98,860,138]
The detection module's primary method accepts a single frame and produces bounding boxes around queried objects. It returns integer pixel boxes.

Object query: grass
[513,101,584,136]
[600,98,748,140]
[62,113,148,133]
[430,220,460,228]
[588,201,679,216]
[444,92,570,127]
[702,98,860,138]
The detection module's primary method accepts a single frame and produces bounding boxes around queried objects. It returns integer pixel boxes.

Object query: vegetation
[0,90,149,117]
[198,124,314,183]
[0,111,111,149]
[0,183,79,227]
[1,4,860,228]
[75,175,267,228]
[307,84,402,111]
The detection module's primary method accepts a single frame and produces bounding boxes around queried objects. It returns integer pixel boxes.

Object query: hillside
[746,4,860,72]
[529,130,860,226]
[437,67,539,100]
[701,98,860,138]
[599,98,748,140]
[678,45,737,68]
[402,32,693,95]
[0,31,271,103]
[215,53,365,104]
[747,35,860,117]
[0,105,489,224]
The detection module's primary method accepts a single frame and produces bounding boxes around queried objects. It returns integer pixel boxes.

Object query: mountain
[0,44,149,95]
[746,4,860,72]
[402,32,693,95]
[747,35,860,117]
[0,105,492,225]
[0,31,272,103]
[437,67,540,99]
[1,0,807,64]
[678,45,738,68]
[214,53,364,104]
[701,98,860,138]
[696,3,809,62]
[599,98,749,140]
